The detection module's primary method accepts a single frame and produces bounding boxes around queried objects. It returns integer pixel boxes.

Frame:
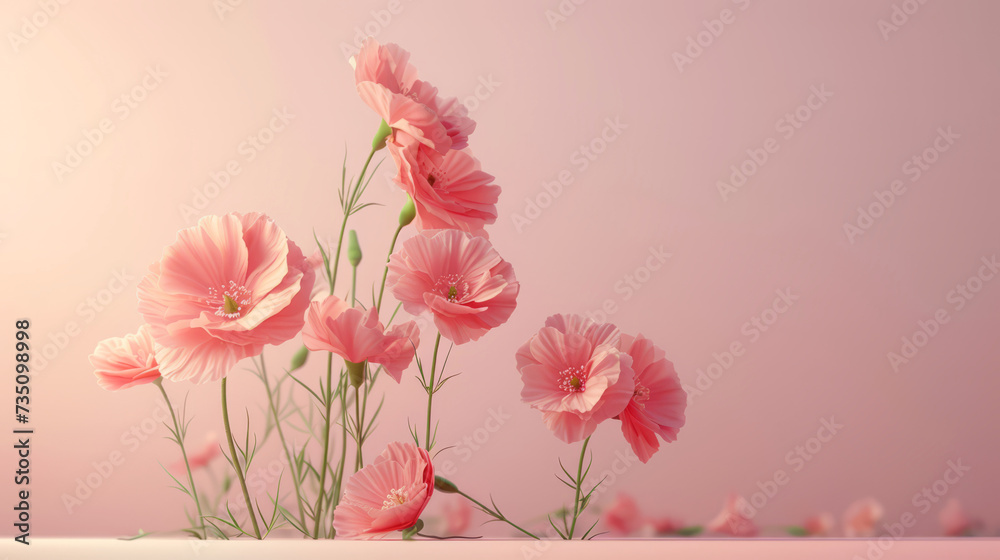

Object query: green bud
[786,526,809,537]
[399,195,416,227]
[347,230,362,267]
[372,119,392,151]
[675,526,703,537]
[433,475,459,494]
[289,345,309,371]
[346,360,366,388]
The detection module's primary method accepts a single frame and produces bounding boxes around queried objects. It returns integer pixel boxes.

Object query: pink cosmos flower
[90,324,161,391]
[843,498,884,537]
[706,494,759,537]
[137,213,315,384]
[389,144,499,236]
[442,495,473,535]
[615,333,687,463]
[604,493,642,535]
[803,513,835,536]
[301,295,419,382]
[171,434,221,473]
[939,499,980,537]
[516,314,634,443]
[388,229,518,345]
[647,516,683,536]
[332,441,434,539]
[354,38,475,155]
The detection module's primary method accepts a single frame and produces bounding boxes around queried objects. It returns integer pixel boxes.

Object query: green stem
[455,490,539,539]
[375,222,405,315]
[354,384,364,472]
[221,377,262,539]
[424,333,442,451]
[332,375,349,512]
[567,436,591,539]
[311,354,335,538]
[258,357,308,533]
[154,379,206,539]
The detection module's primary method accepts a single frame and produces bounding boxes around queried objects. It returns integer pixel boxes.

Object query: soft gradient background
[2,0,998,539]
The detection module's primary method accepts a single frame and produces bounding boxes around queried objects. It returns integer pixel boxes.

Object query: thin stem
[455,490,539,539]
[258,357,308,533]
[375,222,405,315]
[424,333,443,451]
[221,377,262,539]
[328,220,348,296]
[353,384,364,472]
[155,380,206,539]
[332,375,349,512]
[567,436,591,539]
[311,354,335,538]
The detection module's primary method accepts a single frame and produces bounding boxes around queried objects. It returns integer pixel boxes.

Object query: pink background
[2,0,998,538]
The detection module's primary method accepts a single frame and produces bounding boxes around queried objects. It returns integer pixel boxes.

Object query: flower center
[207,282,252,319]
[632,384,651,409]
[381,487,408,510]
[558,365,587,392]
[435,274,467,303]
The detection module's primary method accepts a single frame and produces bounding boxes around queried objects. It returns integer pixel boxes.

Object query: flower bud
[289,345,309,371]
[433,475,459,494]
[398,195,416,227]
[347,230,362,267]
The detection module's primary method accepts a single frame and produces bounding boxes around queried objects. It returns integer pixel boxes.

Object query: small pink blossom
[843,498,884,537]
[332,442,434,539]
[706,494,759,537]
[388,144,499,236]
[388,229,518,345]
[939,499,980,537]
[615,333,686,463]
[137,213,315,384]
[516,314,634,443]
[171,434,221,473]
[301,295,419,382]
[603,493,642,535]
[354,38,474,155]
[442,495,473,535]
[803,512,835,536]
[89,325,161,391]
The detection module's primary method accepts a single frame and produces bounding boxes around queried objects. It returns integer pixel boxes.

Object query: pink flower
[388,229,518,345]
[332,441,434,539]
[301,295,419,382]
[604,493,642,535]
[939,499,979,537]
[442,495,473,535]
[647,516,683,535]
[706,494,759,537]
[354,38,475,155]
[137,213,315,384]
[89,325,161,390]
[843,498,884,537]
[171,434,221,473]
[389,145,499,236]
[516,314,634,443]
[615,334,687,463]
[803,513,835,536]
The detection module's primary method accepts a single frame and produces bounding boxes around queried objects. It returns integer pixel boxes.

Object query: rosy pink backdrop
[2,0,998,537]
